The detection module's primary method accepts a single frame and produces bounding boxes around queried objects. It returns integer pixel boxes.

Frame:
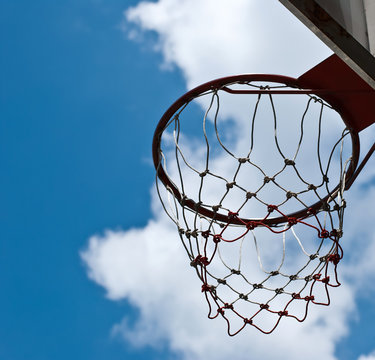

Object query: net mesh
[155,79,352,334]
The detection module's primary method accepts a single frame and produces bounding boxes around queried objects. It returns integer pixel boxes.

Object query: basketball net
[154,78,352,334]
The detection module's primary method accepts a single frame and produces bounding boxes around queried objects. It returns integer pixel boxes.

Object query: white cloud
[359,351,375,360]
[81,0,375,359]
[82,220,356,360]
[125,0,332,87]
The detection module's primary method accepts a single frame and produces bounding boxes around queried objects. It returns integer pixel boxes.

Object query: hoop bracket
[298,54,375,133]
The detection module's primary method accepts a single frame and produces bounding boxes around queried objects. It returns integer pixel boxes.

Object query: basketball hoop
[152,55,375,334]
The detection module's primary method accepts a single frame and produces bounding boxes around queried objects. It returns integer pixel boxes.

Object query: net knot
[239,293,248,300]
[322,276,330,284]
[244,318,253,325]
[238,157,248,164]
[253,283,263,289]
[264,176,274,184]
[193,255,210,267]
[327,254,341,265]
[267,205,278,212]
[224,303,234,310]
[284,158,295,166]
[213,235,221,244]
[292,293,301,299]
[288,217,298,226]
[228,211,238,220]
[246,192,256,199]
[260,304,269,310]
[199,170,208,177]
[201,230,210,239]
[278,311,288,317]
[271,271,279,276]
[330,229,343,238]
[304,295,315,301]
[217,278,227,285]
[289,274,298,280]
[308,184,317,190]
[231,269,241,275]
[212,205,221,212]
[313,274,321,280]
[191,230,198,238]
[320,229,330,238]
[226,181,236,189]
[312,96,320,103]
[286,191,297,199]
[275,288,284,294]
[246,221,257,230]
[201,283,212,292]
[217,308,225,315]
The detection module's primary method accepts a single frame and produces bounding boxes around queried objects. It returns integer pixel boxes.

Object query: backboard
[279,0,375,89]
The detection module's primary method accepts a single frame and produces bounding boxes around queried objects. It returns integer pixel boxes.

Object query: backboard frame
[279,0,375,89]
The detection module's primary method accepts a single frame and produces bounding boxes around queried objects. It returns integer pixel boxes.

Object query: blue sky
[2,1,375,359]
[1,1,178,358]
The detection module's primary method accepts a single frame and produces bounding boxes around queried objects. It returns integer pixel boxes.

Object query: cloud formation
[81,0,375,359]
[125,0,332,86]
